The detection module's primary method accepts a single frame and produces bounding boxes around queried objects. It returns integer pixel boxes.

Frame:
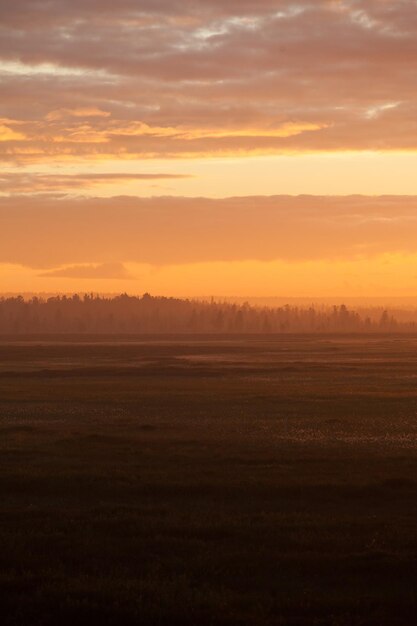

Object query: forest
[0,293,414,334]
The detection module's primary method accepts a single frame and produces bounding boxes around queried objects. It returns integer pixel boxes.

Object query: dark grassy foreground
[2,335,417,625]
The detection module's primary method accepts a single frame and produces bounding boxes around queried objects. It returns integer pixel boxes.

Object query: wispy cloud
[0,172,192,193]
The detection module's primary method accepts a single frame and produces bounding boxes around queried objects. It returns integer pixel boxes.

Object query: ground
[1,335,417,625]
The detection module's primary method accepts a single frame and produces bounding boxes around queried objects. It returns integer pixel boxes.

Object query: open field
[1,335,417,625]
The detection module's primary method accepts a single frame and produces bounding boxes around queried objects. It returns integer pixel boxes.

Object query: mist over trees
[0,293,415,335]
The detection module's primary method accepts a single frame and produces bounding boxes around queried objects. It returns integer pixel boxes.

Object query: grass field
[1,335,417,625]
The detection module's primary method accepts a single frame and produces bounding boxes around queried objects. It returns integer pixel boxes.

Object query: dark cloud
[1,194,417,268]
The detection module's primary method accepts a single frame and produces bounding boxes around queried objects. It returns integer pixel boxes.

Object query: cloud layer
[1,1,416,163]
[2,194,417,269]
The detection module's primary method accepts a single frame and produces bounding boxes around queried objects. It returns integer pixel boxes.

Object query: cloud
[1,194,417,268]
[38,262,133,280]
[0,123,26,142]
[0,172,192,193]
[45,107,111,121]
[0,1,416,162]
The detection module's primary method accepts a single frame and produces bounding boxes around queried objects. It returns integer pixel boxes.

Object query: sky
[1,0,417,297]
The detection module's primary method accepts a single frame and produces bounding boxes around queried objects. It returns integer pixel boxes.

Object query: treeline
[0,293,415,334]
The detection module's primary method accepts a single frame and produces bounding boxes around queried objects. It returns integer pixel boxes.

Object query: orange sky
[1,1,417,296]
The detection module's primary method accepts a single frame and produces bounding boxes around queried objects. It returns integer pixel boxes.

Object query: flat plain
[1,335,417,625]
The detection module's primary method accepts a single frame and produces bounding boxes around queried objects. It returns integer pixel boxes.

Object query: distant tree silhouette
[0,294,415,335]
